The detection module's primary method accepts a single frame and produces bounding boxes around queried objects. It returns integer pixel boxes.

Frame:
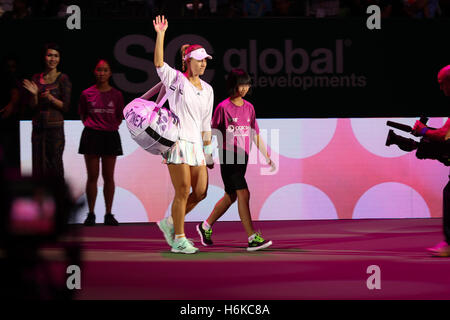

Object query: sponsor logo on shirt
[91,109,115,114]
[227,125,250,136]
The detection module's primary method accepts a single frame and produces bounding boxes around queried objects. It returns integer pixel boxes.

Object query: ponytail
[180,44,190,72]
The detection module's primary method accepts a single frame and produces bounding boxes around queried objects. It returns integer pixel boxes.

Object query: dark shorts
[219,149,249,195]
[78,127,123,156]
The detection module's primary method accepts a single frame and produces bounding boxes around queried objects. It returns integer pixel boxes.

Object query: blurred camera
[385,118,450,166]
[0,150,82,299]
[1,175,76,247]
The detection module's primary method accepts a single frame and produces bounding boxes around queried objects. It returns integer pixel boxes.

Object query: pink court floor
[46,218,450,300]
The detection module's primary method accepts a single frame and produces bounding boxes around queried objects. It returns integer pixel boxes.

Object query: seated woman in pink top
[78,59,124,226]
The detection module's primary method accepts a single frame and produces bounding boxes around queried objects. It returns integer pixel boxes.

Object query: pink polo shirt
[211,97,260,155]
[78,85,124,131]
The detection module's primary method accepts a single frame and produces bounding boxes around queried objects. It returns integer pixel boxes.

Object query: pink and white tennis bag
[123,72,182,155]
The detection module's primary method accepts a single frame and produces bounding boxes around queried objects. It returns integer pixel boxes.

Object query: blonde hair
[180,44,190,72]
[180,44,204,72]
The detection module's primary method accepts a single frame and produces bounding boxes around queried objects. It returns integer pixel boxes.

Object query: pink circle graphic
[351,117,416,158]
[258,119,337,159]
[259,183,338,220]
[353,182,430,219]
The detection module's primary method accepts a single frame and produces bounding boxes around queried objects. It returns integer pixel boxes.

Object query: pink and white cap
[184,47,212,61]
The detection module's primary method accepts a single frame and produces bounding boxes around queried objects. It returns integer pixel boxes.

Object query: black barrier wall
[1,17,449,119]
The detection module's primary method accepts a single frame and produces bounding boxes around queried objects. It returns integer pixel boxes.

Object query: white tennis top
[156,63,214,144]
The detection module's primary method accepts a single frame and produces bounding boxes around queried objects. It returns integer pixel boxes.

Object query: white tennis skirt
[162,139,206,166]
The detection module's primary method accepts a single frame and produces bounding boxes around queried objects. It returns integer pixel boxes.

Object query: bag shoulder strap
[156,71,182,108]
[139,70,182,106]
[140,82,164,100]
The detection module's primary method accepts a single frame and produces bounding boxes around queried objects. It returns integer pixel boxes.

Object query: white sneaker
[157,218,175,246]
[171,237,199,254]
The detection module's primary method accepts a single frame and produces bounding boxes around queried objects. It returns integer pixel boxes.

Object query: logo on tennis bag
[123,72,182,155]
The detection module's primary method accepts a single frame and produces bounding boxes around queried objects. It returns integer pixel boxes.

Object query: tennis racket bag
[123,72,182,155]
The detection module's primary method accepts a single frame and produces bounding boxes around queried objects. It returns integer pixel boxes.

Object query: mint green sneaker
[247,233,272,252]
[157,217,174,246]
[171,237,199,254]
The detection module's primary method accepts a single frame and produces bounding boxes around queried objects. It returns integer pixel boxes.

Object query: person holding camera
[412,65,450,257]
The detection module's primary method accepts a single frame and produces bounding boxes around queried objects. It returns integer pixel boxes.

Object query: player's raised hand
[153,15,168,33]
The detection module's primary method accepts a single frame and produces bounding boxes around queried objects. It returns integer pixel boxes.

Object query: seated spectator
[346,0,402,18]
[1,0,30,20]
[243,0,272,17]
[306,0,340,17]
[183,0,212,17]
[403,0,440,18]
[217,0,244,17]
[271,0,304,16]
[0,0,14,17]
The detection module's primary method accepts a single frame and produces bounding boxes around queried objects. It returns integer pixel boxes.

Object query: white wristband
[203,144,214,155]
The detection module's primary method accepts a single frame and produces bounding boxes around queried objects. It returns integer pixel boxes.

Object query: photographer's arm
[413,119,450,141]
